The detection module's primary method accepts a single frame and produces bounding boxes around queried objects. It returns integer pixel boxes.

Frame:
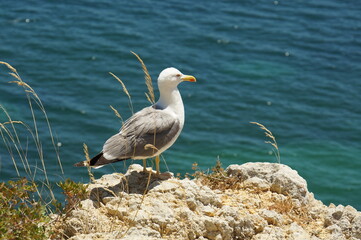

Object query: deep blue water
[0,0,360,210]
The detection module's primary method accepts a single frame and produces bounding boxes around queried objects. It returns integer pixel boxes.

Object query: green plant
[47,179,88,240]
[57,179,88,214]
[0,178,49,240]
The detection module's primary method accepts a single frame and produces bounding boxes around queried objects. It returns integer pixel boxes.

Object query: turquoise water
[0,1,360,210]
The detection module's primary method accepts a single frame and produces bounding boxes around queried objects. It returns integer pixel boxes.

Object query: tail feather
[74,152,128,167]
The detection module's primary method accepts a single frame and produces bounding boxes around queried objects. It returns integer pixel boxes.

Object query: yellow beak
[181,75,197,82]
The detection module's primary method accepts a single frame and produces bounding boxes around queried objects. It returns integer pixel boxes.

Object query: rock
[57,163,360,240]
[323,204,361,239]
[226,162,308,203]
[343,205,358,222]
[243,177,270,191]
[252,226,285,240]
[327,224,347,240]
[260,209,283,225]
[201,205,216,217]
[288,222,312,240]
[351,215,361,239]
[332,205,344,220]
[149,180,179,192]
[123,226,161,239]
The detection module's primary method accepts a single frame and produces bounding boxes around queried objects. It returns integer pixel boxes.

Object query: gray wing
[102,106,181,160]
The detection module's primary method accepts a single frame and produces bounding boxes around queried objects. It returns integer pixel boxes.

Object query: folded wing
[102,106,181,160]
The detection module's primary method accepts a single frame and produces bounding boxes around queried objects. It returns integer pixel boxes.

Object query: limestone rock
[57,162,360,240]
[352,215,361,239]
[226,162,308,203]
[260,209,283,225]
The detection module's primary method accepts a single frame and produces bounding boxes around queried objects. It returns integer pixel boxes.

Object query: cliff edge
[59,163,361,240]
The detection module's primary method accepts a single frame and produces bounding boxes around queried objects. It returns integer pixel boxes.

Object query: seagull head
[158,67,196,88]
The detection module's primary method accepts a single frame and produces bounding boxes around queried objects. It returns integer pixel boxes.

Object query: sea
[0,0,360,210]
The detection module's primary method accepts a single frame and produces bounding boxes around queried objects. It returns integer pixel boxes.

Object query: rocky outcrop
[60,163,361,240]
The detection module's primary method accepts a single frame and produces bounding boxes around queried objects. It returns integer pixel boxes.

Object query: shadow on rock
[88,164,173,205]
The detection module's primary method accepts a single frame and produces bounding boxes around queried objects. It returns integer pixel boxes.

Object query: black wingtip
[74,152,104,167]
[74,152,128,168]
[90,152,104,166]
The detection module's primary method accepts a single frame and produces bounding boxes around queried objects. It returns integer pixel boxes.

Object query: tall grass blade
[250,121,281,163]
[1,61,63,203]
[109,105,124,124]
[109,72,134,115]
[131,51,155,104]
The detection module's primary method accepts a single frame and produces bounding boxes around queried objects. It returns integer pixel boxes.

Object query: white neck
[156,85,185,125]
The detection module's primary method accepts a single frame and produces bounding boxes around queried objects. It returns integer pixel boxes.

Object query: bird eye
[176,74,181,77]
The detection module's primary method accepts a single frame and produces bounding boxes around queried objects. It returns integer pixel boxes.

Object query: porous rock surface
[62,163,361,240]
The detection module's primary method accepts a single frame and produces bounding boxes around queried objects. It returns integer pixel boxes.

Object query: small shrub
[57,179,88,214]
[48,180,88,239]
[0,178,49,240]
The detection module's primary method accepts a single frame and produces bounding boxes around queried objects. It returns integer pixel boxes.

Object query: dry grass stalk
[0,61,65,203]
[0,61,17,73]
[269,194,314,227]
[160,154,170,173]
[131,51,155,104]
[144,143,158,151]
[9,73,21,81]
[192,160,243,191]
[0,116,59,205]
[145,92,152,104]
[144,143,159,161]
[83,143,95,183]
[0,125,20,176]
[109,105,124,124]
[109,72,134,114]
[109,72,131,98]
[1,120,24,125]
[6,62,63,174]
[0,106,34,178]
[250,122,281,163]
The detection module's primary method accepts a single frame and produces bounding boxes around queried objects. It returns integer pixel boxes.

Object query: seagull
[74,67,196,175]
